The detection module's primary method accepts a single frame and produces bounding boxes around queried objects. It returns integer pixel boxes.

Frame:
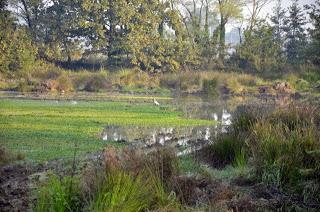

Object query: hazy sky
[258,0,317,16]
[226,0,317,31]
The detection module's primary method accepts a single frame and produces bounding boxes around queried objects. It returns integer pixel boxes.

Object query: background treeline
[0,0,319,79]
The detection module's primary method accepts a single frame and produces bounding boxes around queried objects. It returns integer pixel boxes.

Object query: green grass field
[0,99,213,161]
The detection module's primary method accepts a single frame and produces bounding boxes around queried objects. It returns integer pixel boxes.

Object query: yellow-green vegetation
[160,71,268,95]
[35,147,181,211]
[2,64,320,97]
[201,105,320,205]
[0,146,25,166]
[0,99,213,161]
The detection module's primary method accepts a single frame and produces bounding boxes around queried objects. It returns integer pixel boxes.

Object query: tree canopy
[1,0,319,74]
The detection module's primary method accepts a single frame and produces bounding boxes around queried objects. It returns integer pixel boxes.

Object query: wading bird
[153,98,160,106]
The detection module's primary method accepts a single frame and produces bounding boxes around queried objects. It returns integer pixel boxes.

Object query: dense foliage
[0,0,319,74]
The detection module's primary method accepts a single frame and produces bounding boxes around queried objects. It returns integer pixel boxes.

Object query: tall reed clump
[35,176,82,212]
[199,106,263,169]
[199,132,248,170]
[90,171,153,212]
[249,105,320,204]
[89,147,181,211]
[35,147,181,211]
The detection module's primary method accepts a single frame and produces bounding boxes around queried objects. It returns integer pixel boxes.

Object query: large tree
[177,0,218,66]
[305,0,320,65]
[270,0,286,66]
[236,20,282,72]
[0,0,37,76]
[80,0,196,72]
[247,0,272,32]
[216,0,243,59]
[283,0,307,64]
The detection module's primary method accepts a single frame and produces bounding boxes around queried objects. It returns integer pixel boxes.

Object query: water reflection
[101,105,233,155]
[101,94,291,155]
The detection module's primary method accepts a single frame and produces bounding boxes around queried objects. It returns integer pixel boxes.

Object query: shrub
[84,75,108,92]
[57,74,74,92]
[103,147,179,186]
[159,73,179,89]
[115,69,159,89]
[202,79,218,97]
[90,147,180,211]
[294,79,310,91]
[232,105,262,133]
[201,134,246,169]
[233,147,247,171]
[17,80,33,92]
[237,74,257,87]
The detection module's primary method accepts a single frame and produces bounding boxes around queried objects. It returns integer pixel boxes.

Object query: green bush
[233,147,247,171]
[84,75,108,92]
[202,134,246,168]
[202,79,218,97]
[180,72,202,92]
[17,80,34,92]
[294,79,310,92]
[57,74,74,92]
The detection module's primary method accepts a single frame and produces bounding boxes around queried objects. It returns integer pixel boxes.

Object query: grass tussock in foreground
[0,146,25,166]
[35,147,182,212]
[200,104,320,208]
[250,106,320,202]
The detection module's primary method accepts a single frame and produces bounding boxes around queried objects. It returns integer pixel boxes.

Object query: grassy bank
[199,104,320,209]
[1,64,319,97]
[0,99,213,161]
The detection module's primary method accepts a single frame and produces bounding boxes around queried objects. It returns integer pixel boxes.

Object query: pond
[100,93,293,155]
[0,91,300,159]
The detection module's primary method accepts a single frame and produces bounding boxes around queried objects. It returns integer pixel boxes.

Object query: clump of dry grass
[103,146,179,183]
[159,71,266,95]
[0,146,25,166]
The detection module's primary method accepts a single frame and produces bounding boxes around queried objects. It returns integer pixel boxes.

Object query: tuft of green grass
[233,147,247,172]
[202,134,246,169]
[90,171,152,212]
[35,176,82,212]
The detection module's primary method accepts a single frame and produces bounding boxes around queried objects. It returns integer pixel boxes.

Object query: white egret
[153,98,160,106]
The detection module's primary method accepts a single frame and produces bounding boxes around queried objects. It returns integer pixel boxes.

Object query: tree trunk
[219,17,226,60]
[204,4,209,39]
[20,0,32,29]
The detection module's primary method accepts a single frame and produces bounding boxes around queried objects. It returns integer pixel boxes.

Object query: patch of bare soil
[0,164,34,212]
[0,152,103,212]
[173,176,284,211]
